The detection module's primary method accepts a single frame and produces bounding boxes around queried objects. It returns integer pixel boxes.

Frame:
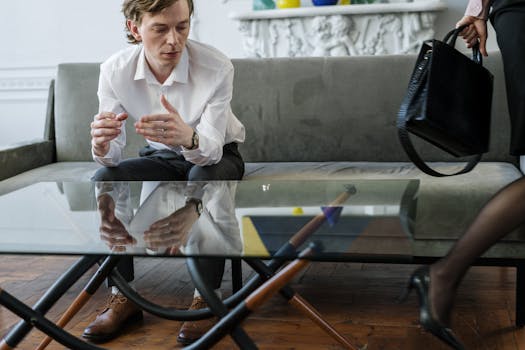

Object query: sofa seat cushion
[0,162,100,196]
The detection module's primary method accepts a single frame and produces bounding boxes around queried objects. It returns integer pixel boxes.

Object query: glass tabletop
[0,179,419,261]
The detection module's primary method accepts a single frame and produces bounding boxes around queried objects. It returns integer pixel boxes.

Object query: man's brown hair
[122,0,194,44]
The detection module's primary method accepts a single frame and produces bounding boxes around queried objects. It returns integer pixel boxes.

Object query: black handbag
[397,26,494,177]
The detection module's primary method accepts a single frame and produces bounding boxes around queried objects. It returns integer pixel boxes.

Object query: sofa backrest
[53,54,515,163]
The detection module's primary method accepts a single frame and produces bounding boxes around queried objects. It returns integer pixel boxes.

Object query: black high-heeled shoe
[401,266,466,350]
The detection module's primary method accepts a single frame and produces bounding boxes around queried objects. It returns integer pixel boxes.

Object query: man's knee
[188,165,241,181]
[188,159,244,181]
[188,166,216,181]
[91,166,125,181]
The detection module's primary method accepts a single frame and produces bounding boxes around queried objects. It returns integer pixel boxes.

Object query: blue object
[312,0,338,5]
[254,0,276,10]
[321,206,343,227]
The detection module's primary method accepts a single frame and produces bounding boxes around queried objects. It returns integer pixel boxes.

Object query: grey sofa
[1,54,524,320]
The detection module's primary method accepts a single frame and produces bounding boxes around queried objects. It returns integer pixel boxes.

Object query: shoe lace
[104,293,129,309]
[189,297,208,310]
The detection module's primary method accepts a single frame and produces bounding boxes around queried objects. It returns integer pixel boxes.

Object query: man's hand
[456,16,488,57]
[91,112,128,157]
[143,201,200,253]
[134,95,194,148]
[97,194,135,252]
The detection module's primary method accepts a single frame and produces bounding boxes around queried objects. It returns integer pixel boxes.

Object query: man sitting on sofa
[86,0,245,345]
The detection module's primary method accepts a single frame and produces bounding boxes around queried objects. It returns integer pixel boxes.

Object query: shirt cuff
[465,0,489,19]
[92,146,121,167]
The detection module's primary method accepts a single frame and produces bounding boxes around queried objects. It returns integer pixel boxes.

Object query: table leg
[184,243,322,350]
[245,259,356,349]
[0,255,101,350]
[35,255,121,350]
[231,259,243,293]
[0,287,106,350]
[186,257,258,350]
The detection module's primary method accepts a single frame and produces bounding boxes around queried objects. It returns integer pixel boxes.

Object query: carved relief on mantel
[229,1,446,57]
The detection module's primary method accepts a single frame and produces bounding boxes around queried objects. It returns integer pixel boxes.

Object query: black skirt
[491,0,525,15]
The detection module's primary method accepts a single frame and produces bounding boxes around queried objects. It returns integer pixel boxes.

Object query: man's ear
[127,19,142,42]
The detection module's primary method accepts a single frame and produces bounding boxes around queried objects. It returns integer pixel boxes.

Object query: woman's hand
[456,15,488,57]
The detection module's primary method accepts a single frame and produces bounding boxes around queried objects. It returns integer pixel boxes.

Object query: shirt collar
[134,46,189,86]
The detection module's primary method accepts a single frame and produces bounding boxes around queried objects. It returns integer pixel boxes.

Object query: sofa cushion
[0,162,100,196]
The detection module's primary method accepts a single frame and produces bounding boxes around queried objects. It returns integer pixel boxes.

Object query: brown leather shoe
[82,292,143,343]
[177,296,217,345]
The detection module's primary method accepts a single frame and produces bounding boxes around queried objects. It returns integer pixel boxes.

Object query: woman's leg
[429,177,525,324]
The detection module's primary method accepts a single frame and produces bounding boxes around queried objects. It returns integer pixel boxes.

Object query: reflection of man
[86,0,245,345]
[96,181,242,257]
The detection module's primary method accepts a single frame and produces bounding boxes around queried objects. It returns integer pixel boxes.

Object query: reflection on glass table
[0,179,419,260]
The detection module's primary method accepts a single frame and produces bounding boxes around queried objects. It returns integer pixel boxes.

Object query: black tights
[430,177,525,324]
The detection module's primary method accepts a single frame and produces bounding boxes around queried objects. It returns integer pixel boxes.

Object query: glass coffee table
[0,179,419,349]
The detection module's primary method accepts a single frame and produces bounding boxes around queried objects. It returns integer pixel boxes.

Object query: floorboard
[0,255,523,349]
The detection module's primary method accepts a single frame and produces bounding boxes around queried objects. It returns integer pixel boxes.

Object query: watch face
[192,132,199,148]
[196,201,203,215]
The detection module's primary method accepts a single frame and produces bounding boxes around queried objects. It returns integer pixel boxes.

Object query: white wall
[0,0,498,147]
[0,0,128,147]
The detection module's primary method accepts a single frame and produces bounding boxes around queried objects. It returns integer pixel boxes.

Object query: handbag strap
[397,110,482,177]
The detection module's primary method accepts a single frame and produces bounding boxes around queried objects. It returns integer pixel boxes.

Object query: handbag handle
[443,25,483,65]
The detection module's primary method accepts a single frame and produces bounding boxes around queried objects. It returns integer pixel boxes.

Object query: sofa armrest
[0,140,55,181]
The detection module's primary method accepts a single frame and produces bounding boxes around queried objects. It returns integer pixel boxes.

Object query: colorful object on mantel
[276,0,301,8]
[340,0,350,4]
[312,0,338,5]
[253,0,276,10]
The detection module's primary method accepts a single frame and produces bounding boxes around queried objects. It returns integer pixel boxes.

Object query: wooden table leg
[36,255,121,350]
[0,287,106,350]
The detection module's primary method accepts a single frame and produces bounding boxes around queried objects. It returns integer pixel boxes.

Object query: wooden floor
[0,255,524,350]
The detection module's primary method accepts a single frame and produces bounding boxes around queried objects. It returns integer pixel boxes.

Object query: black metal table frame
[0,246,318,350]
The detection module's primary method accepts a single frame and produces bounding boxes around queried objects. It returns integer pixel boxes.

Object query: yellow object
[340,0,350,3]
[292,207,304,215]
[276,0,301,8]
[242,217,270,256]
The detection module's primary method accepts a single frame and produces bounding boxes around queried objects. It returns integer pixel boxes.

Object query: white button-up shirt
[93,40,245,167]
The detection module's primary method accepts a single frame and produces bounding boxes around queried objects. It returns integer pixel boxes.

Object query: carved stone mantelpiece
[229,1,446,57]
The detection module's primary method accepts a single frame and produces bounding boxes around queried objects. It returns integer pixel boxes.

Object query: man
[86,0,245,345]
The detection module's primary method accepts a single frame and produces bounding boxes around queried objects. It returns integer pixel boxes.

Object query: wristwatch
[188,130,199,150]
[186,198,203,216]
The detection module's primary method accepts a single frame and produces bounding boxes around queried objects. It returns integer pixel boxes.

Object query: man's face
[128,1,190,78]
